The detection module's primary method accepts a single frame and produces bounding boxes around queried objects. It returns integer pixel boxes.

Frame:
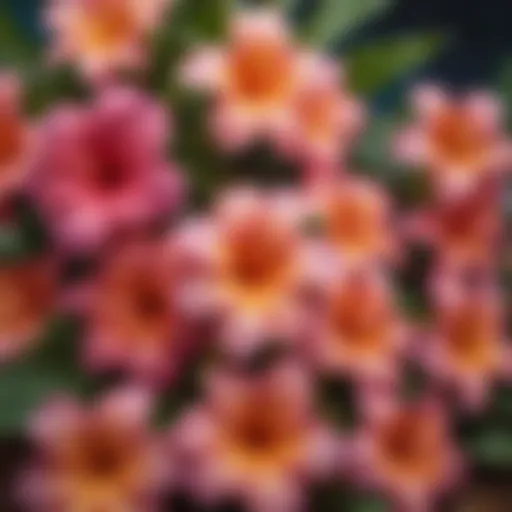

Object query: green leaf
[468,429,512,468]
[348,33,445,96]
[0,318,92,435]
[0,7,38,66]
[304,0,393,47]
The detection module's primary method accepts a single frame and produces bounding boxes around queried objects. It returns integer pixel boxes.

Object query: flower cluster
[1,4,510,512]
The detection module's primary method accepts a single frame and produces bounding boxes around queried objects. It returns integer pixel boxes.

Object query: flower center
[229,40,293,105]
[80,1,136,52]
[430,107,489,167]
[224,218,293,289]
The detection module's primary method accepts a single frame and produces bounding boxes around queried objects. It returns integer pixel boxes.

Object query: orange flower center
[443,306,497,369]
[326,193,379,253]
[329,278,391,354]
[79,0,137,52]
[377,411,443,482]
[0,112,24,167]
[429,107,490,168]
[228,40,293,105]
[222,216,294,292]
[296,88,338,141]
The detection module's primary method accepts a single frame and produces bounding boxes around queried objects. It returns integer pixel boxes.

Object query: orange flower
[181,9,313,150]
[172,363,336,511]
[420,276,509,409]
[395,85,512,196]
[308,267,406,383]
[23,388,164,512]
[45,0,172,81]
[355,398,463,511]
[312,177,396,266]
[0,258,55,363]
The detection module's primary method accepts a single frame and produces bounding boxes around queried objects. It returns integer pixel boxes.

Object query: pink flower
[21,388,166,512]
[354,397,464,512]
[395,85,512,197]
[311,176,397,266]
[179,186,309,357]
[181,9,318,151]
[0,258,56,363]
[305,266,408,384]
[405,186,501,271]
[170,362,337,512]
[418,276,509,410]
[276,59,364,167]
[45,0,173,82]
[30,87,184,254]
[0,73,34,200]
[78,237,198,386]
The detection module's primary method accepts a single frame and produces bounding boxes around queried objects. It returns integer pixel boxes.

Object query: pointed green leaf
[304,0,393,47]
[348,33,445,96]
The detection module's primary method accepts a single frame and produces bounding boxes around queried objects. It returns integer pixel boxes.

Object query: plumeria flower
[305,266,408,385]
[0,73,34,200]
[30,87,183,254]
[0,258,56,363]
[395,85,512,197]
[179,186,310,357]
[310,176,397,266]
[354,396,464,512]
[276,58,364,168]
[170,362,337,512]
[77,238,199,386]
[45,0,173,82]
[21,388,166,512]
[418,276,510,410]
[405,186,502,271]
[181,9,323,151]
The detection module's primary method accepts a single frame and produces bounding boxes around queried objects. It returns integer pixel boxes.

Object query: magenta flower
[21,388,165,512]
[170,362,337,512]
[181,9,327,152]
[78,237,199,386]
[30,87,184,253]
[0,73,34,200]
[305,266,408,385]
[354,396,464,511]
[0,258,56,363]
[45,0,173,82]
[418,276,510,410]
[395,85,512,197]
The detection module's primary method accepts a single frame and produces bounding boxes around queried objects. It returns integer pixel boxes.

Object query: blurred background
[0,0,511,510]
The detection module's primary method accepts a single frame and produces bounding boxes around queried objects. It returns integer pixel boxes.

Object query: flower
[22,388,165,512]
[354,397,463,511]
[171,362,337,512]
[305,267,407,384]
[181,9,315,151]
[311,177,397,266]
[79,237,197,385]
[0,73,34,200]
[405,186,501,271]
[276,59,364,167]
[181,186,308,356]
[395,85,512,196]
[418,276,509,410]
[30,87,183,254]
[45,0,173,82]
[0,258,55,363]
